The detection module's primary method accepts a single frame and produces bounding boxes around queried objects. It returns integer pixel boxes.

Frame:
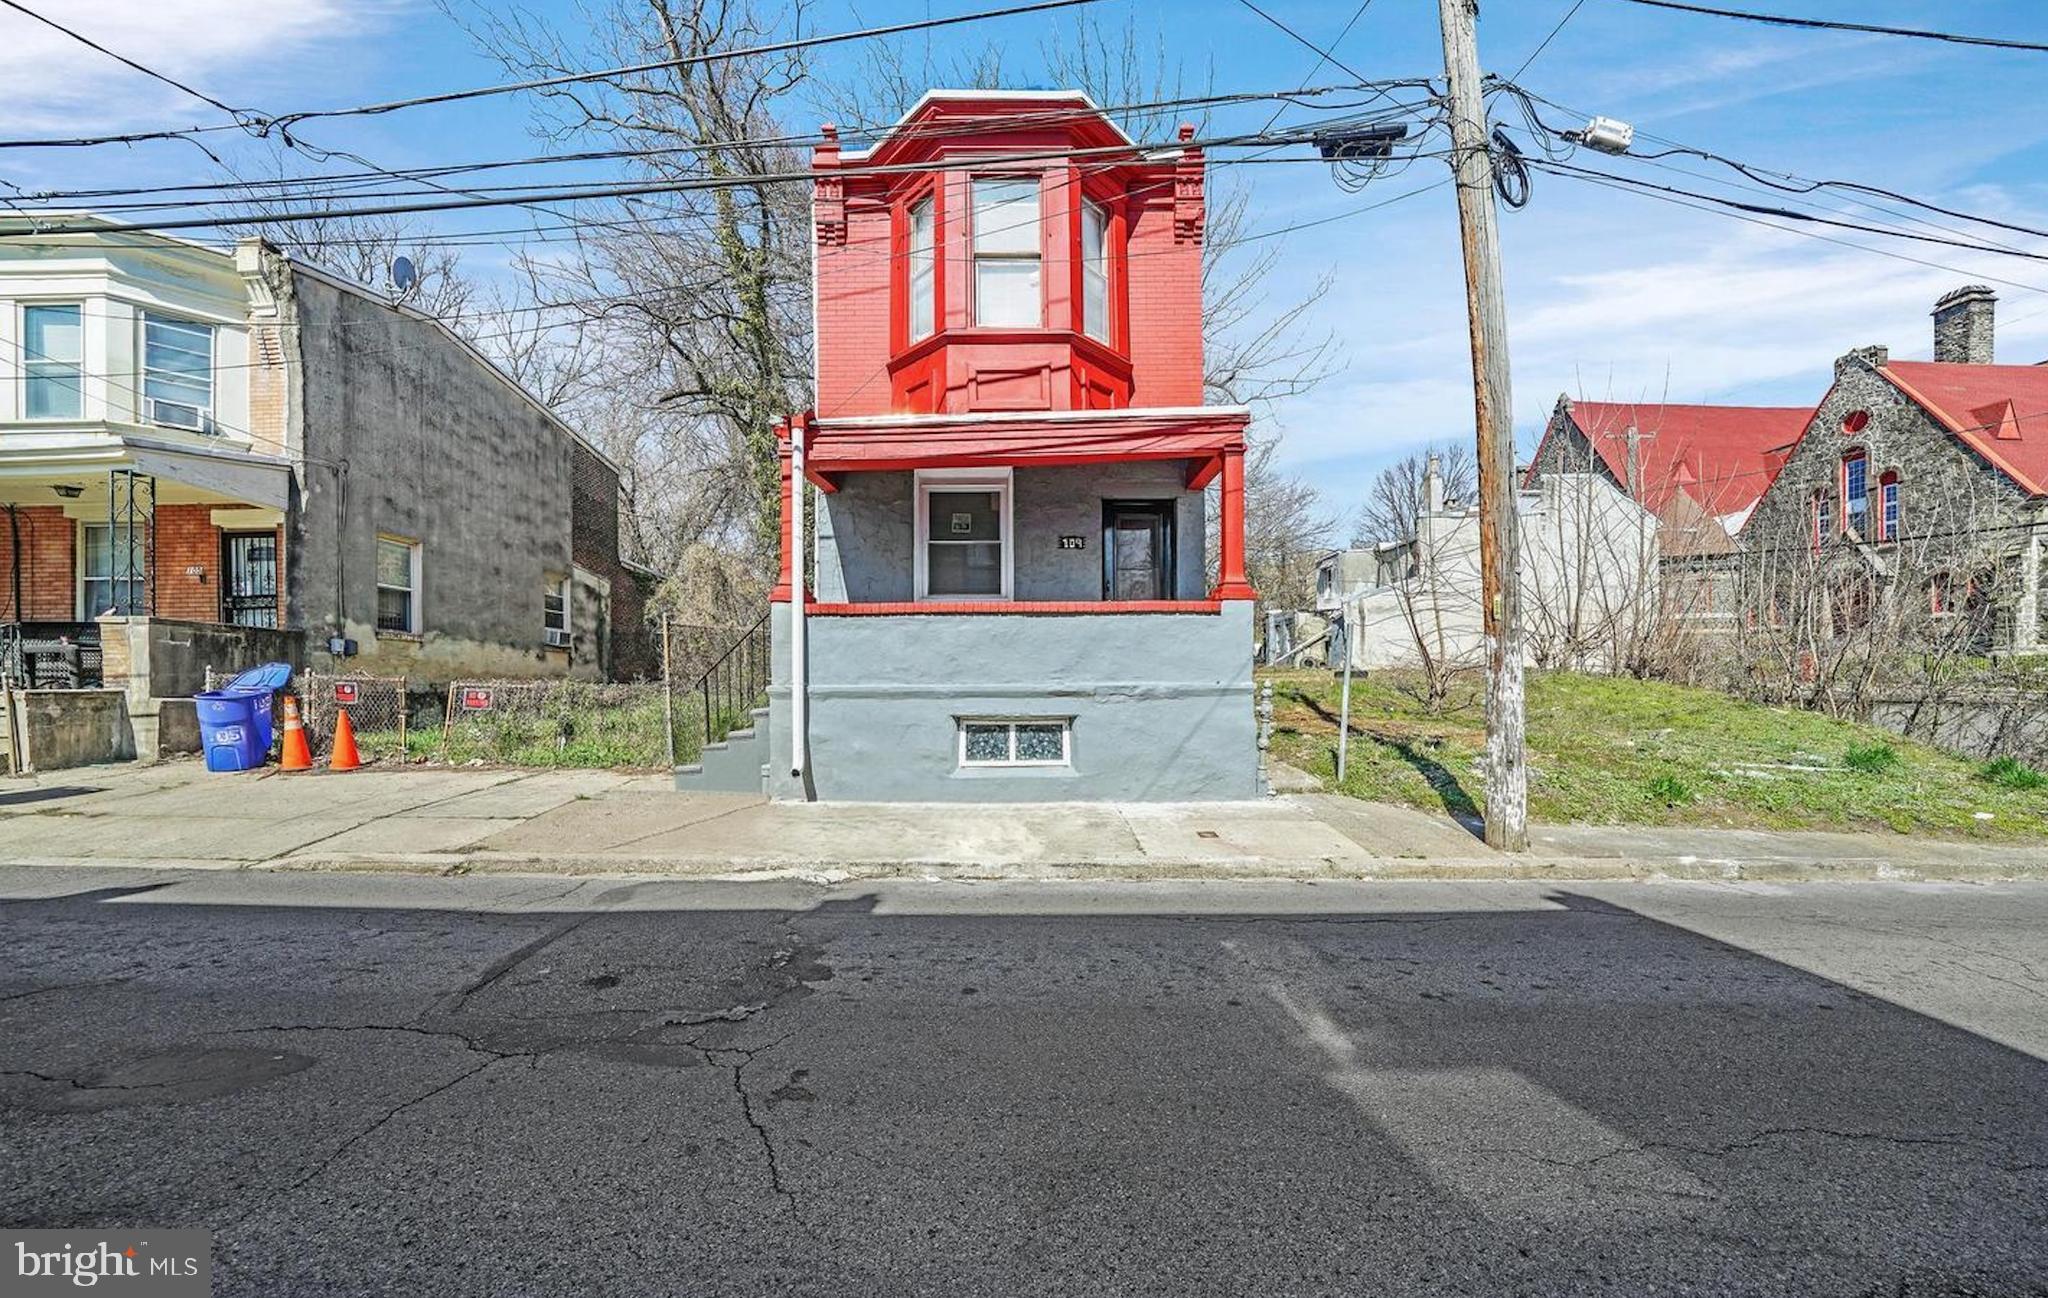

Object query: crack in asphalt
[1486,1125,1989,1175]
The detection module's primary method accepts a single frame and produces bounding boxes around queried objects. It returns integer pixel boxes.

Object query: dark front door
[222,531,279,628]
[1102,501,1176,601]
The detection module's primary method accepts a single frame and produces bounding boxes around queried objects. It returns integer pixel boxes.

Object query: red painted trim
[1186,455,1222,490]
[1213,446,1257,602]
[806,467,842,494]
[809,599,1221,615]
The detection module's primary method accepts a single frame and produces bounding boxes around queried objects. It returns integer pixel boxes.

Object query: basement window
[958,718,1072,768]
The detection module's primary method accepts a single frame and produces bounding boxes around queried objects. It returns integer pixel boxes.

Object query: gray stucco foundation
[765,602,1258,801]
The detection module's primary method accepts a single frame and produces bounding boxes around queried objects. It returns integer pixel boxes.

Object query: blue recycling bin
[195,663,294,772]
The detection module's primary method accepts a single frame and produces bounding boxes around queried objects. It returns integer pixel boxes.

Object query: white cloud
[0,0,386,135]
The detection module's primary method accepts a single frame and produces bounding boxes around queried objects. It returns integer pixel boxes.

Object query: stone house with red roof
[1527,396,1811,628]
[1744,286,2048,656]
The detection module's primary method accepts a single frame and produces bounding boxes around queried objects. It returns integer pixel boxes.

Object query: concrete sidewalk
[2,759,2043,881]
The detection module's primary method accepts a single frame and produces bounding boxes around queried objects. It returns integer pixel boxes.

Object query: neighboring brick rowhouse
[245,322,291,456]
[151,504,220,623]
[0,505,77,620]
[569,439,654,679]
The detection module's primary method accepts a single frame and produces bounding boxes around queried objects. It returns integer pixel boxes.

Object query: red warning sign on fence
[461,688,495,712]
[333,681,359,705]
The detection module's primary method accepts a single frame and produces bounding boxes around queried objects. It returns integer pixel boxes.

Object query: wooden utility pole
[1438,0,1529,851]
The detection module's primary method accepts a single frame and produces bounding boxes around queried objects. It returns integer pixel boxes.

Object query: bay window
[908,195,935,340]
[1081,199,1110,342]
[971,178,1041,327]
[142,312,215,431]
[23,304,83,419]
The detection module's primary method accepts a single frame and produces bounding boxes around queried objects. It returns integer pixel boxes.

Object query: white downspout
[789,414,808,784]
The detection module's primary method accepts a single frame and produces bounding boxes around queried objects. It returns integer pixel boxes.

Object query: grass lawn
[1264,668,2048,839]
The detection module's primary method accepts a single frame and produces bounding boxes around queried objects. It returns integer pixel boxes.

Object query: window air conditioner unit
[544,627,571,648]
[148,398,212,433]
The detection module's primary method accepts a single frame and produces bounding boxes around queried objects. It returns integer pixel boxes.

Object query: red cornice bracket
[814,123,847,247]
[1186,454,1222,490]
[1174,123,1205,245]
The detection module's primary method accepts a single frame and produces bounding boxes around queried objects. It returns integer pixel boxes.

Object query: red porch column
[1212,446,1257,601]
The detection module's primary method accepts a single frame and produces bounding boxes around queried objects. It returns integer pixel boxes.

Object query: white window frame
[1080,198,1110,343]
[21,302,85,421]
[543,573,570,647]
[140,310,216,433]
[914,467,1013,601]
[907,193,936,341]
[76,521,146,619]
[374,534,423,636]
[969,176,1042,328]
[957,716,1073,768]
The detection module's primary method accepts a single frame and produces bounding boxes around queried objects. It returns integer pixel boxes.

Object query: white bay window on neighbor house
[376,535,421,634]
[971,178,1040,327]
[23,304,83,419]
[915,468,1011,599]
[142,312,215,431]
[959,717,1072,768]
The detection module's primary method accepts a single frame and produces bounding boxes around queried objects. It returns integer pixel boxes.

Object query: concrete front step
[673,707,771,794]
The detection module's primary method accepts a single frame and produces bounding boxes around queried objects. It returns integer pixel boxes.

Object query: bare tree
[450,0,814,592]
[1353,443,1475,547]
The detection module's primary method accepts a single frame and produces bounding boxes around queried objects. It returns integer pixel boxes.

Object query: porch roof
[789,406,1250,483]
[0,429,292,510]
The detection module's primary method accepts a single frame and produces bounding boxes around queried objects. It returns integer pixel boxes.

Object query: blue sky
[6,0,2047,536]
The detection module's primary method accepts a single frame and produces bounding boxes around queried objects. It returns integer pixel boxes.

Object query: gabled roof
[839,88,1138,165]
[1879,361,2048,496]
[1544,399,1812,522]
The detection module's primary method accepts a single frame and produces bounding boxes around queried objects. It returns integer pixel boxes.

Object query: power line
[0,122,1411,238]
[1532,156,2048,265]
[273,0,1109,132]
[0,0,251,121]
[1512,0,1588,81]
[1612,0,2048,54]
[0,0,1111,153]
[1537,161,2048,298]
[1234,0,1380,87]
[12,83,1412,211]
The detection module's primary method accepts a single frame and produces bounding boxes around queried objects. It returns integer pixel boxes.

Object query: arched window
[1879,469,1900,542]
[1842,450,1869,535]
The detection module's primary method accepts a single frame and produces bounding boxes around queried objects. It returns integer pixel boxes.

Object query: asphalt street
[2,867,2045,1296]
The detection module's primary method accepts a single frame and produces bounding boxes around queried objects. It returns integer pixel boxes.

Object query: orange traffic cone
[328,707,363,772]
[279,695,313,771]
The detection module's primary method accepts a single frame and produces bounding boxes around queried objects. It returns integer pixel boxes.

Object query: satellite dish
[390,255,417,292]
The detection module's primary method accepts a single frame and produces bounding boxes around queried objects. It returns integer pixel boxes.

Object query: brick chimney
[1933,285,1995,364]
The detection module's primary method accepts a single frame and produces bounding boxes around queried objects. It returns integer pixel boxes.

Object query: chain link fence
[300,673,412,763]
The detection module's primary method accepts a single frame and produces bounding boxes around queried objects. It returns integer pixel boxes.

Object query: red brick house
[677,90,1260,800]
